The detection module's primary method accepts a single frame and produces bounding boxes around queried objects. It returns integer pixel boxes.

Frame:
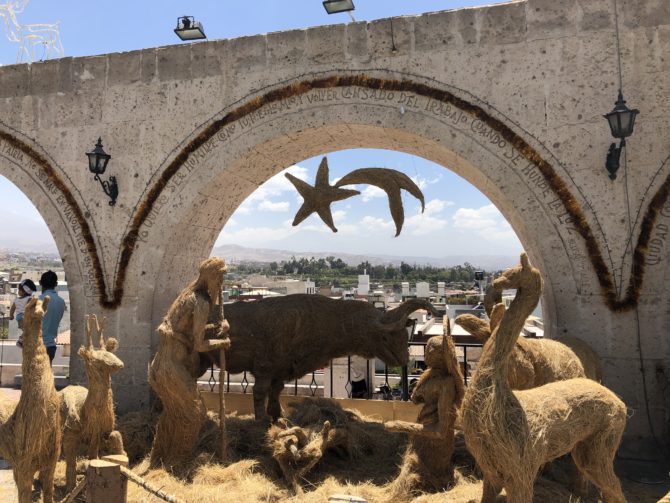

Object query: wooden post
[86,459,127,503]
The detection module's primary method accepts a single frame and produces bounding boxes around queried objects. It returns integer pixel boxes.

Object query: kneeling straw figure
[384,321,464,497]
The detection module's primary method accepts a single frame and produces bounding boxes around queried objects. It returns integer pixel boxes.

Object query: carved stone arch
[0,125,106,383]
[137,70,600,350]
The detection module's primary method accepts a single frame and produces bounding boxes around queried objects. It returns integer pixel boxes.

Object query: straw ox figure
[0,297,61,503]
[58,314,125,491]
[461,253,627,503]
[207,294,438,422]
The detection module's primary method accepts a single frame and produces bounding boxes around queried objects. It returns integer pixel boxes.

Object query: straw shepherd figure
[385,326,465,496]
[461,253,627,503]
[455,303,602,389]
[149,257,230,469]
[0,297,61,503]
[59,314,125,491]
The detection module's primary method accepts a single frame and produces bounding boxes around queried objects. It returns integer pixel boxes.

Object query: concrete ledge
[201,392,421,422]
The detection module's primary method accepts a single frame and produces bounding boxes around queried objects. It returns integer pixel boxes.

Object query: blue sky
[0,0,522,259]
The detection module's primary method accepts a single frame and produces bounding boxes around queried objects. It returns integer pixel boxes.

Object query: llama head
[78,314,124,376]
[493,253,542,294]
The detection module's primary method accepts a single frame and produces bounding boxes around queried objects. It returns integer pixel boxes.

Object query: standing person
[38,270,65,365]
[9,279,37,347]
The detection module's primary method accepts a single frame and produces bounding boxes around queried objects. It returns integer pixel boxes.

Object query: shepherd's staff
[213,286,229,463]
[219,343,227,462]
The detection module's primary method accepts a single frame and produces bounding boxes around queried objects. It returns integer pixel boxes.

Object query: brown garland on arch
[0,130,109,306]
[3,75,669,310]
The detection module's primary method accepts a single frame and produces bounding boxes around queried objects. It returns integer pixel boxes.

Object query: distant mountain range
[211,244,518,271]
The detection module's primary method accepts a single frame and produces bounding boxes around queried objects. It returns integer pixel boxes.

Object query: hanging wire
[611,0,664,459]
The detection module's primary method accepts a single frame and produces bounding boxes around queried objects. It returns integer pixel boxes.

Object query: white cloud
[258,200,290,212]
[406,214,448,235]
[410,174,443,190]
[297,210,357,235]
[332,210,347,223]
[219,222,299,243]
[360,185,385,202]
[360,216,394,231]
[452,204,515,241]
[402,198,452,236]
[237,164,308,212]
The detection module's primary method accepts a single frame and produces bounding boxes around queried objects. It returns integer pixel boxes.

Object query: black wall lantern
[174,16,206,41]
[604,90,639,180]
[86,137,118,206]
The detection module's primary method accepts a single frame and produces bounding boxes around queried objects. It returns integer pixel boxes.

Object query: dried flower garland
[2,75,668,311]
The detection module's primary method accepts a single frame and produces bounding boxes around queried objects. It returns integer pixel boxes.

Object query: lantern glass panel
[323,0,354,14]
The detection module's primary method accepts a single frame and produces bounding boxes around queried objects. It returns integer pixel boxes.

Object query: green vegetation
[230,255,499,290]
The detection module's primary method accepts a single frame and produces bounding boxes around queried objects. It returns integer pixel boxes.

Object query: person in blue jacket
[38,270,65,365]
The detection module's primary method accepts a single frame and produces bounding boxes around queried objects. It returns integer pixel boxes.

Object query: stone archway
[130,70,670,442]
[0,126,92,382]
[141,70,602,349]
[1,0,669,443]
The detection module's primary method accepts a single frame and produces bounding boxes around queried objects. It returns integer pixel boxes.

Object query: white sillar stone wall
[0,0,668,449]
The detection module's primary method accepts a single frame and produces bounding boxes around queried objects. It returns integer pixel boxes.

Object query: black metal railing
[200,337,483,402]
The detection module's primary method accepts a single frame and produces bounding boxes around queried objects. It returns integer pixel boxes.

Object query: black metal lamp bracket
[605,138,626,181]
[94,173,118,206]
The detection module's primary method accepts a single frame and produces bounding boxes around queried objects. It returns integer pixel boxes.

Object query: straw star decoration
[285,157,360,232]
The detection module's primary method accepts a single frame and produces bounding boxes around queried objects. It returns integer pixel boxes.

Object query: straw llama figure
[59,314,125,491]
[384,326,464,496]
[455,301,602,389]
[461,253,627,503]
[0,297,61,503]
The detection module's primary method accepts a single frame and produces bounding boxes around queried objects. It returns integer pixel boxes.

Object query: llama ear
[96,316,107,349]
[85,315,94,349]
[42,296,50,312]
[490,303,506,333]
[520,252,530,269]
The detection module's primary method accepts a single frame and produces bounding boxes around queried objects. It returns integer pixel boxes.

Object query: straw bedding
[36,397,663,502]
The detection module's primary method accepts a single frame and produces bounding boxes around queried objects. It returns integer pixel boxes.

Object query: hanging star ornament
[336,168,425,237]
[286,156,426,236]
[285,157,360,232]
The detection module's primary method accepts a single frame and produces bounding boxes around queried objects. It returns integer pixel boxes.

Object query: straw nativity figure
[267,419,340,494]
[455,288,601,390]
[384,324,465,497]
[0,297,61,503]
[58,314,125,491]
[149,257,231,469]
[461,253,627,503]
